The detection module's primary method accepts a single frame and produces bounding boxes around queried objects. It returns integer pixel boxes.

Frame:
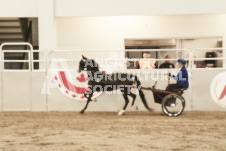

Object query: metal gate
[0,43,32,111]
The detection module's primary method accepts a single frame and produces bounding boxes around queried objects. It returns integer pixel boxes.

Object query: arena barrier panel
[0,43,32,111]
[31,50,47,111]
[191,48,226,111]
[0,43,225,112]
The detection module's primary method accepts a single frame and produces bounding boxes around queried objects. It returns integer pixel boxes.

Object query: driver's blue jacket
[171,67,189,88]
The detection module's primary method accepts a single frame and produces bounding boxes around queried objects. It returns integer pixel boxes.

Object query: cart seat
[173,88,187,95]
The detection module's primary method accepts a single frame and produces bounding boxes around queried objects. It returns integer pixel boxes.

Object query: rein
[140,87,178,95]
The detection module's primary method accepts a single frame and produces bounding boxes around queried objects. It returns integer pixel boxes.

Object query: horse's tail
[134,76,152,111]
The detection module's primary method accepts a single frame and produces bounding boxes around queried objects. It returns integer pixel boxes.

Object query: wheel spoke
[162,94,185,116]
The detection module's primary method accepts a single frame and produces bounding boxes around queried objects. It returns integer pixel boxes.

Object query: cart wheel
[162,94,185,117]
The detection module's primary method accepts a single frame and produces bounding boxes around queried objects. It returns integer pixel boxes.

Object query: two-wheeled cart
[142,81,187,117]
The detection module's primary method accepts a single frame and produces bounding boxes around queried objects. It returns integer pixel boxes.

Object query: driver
[166,58,189,92]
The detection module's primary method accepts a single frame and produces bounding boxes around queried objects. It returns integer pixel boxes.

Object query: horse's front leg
[118,88,129,116]
[80,91,93,114]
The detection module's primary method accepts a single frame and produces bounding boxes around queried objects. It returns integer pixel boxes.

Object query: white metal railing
[0,42,33,71]
[0,42,33,49]
[0,42,46,71]
[47,49,192,71]
[32,50,46,71]
[125,48,191,70]
[2,50,31,71]
[192,48,226,70]
[0,43,226,71]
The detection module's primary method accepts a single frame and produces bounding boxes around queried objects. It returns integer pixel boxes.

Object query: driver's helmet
[178,58,186,65]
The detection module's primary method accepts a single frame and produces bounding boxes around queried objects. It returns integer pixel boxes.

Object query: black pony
[78,55,152,115]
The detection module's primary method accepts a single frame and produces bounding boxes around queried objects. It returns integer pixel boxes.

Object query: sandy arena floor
[0,111,226,151]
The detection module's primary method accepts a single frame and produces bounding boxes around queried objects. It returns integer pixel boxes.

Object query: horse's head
[79,55,99,73]
[79,55,87,72]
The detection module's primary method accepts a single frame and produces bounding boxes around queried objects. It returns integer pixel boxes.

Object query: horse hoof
[148,108,155,112]
[118,110,125,116]
[92,99,97,102]
[80,110,84,114]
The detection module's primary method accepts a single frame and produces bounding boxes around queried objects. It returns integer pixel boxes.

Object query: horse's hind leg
[128,92,138,110]
[80,92,92,114]
[118,89,129,116]
[128,92,136,106]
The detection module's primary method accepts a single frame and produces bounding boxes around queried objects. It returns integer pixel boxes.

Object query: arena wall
[2,0,226,17]
[55,15,226,67]
[56,15,226,50]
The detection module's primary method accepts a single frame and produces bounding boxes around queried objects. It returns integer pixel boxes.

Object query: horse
[78,55,153,115]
